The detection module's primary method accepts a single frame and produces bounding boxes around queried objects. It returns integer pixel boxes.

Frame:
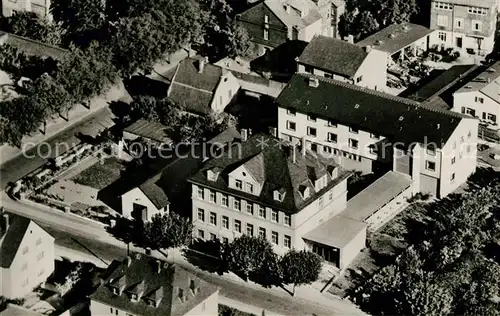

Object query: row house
[188,132,352,256]
[237,0,342,56]
[296,35,387,92]
[276,73,479,198]
[429,0,497,55]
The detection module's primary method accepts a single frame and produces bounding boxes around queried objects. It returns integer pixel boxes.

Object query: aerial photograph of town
[0,0,499,315]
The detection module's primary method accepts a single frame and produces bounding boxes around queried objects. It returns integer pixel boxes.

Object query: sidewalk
[0,82,130,164]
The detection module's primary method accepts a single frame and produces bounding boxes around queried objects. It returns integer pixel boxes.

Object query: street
[1,193,366,316]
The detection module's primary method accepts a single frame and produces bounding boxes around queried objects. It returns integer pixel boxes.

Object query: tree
[143,212,193,250]
[199,0,251,61]
[250,251,282,288]
[129,96,181,126]
[228,235,274,280]
[356,11,379,40]
[50,0,106,46]
[280,250,321,295]
[1,11,63,45]
[401,275,454,316]
[26,73,71,120]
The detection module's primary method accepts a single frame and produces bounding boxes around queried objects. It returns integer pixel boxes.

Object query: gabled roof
[241,152,266,184]
[167,57,226,115]
[189,133,351,214]
[0,31,68,60]
[124,119,173,145]
[138,175,170,210]
[276,74,467,149]
[455,61,500,104]
[355,23,434,55]
[0,214,47,268]
[90,255,218,316]
[264,0,322,29]
[297,36,370,78]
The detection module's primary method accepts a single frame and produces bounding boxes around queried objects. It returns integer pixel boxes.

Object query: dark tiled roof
[168,84,214,115]
[297,35,369,77]
[276,74,466,149]
[0,31,68,60]
[124,119,173,144]
[138,174,170,210]
[356,23,434,55]
[0,304,43,316]
[189,133,352,214]
[89,255,218,316]
[0,215,31,268]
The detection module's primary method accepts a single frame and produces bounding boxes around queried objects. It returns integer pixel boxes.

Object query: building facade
[276,74,478,198]
[429,0,497,55]
[297,36,387,91]
[189,133,352,255]
[0,213,55,299]
[2,0,52,20]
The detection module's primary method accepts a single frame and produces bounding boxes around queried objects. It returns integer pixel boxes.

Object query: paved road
[0,108,115,188]
[1,195,366,316]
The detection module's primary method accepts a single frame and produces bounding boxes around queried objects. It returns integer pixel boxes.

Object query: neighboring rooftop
[0,304,43,316]
[0,213,31,268]
[124,119,173,145]
[190,133,352,214]
[264,0,322,29]
[303,214,367,249]
[440,0,497,8]
[356,23,434,55]
[455,61,500,104]
[0,31,68,60]
[297,36,370,78]
[89,255,218,316]
[167,57,227,115]
[276,73,467,148]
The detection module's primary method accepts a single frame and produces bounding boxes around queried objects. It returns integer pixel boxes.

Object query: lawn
[72,157,124,190]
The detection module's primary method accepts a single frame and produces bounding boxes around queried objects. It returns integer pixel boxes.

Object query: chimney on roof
[248,128,253,136]
[308,77,319,88]
[156,260,162,273]
[1,213,9,235]
[363,45,372,53]
[241,129,248,141]
[344,35,354,44]
[269,126,277,137]
[284,4,290,13]
[198,58,207,74]
[126,256,132,267]
[301,136,307,156]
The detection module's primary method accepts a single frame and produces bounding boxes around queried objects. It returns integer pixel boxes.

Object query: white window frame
[263,29,269,40]
[437,15,448,27]
[235,179,243,189]
[438,31,447,42]
[327,132,337,143]
[284,214,291,226]
[349,138,358,149]
[284,235,291,248]
[271,231,279,245]
[222,216,229,229]
[209,212,217,226]
[307,127,317,137]
[258,206,266,218]
[234,220,241,233]
[221,194,228,207]
[455,18,464,28]
[287,121,296,131]
[426,160,436,171]
[271,210,279,223]
[197,208,205,222]
[209,190,216,203]
[234,198,241,211]
[472,20,482,31]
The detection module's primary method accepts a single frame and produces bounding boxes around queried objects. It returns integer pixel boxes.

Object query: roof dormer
[314,174,327,192]
[326,165,338,179]
[128,280,146,302]
[146,286,163,308]
[207,167,221,182]
[110,275,127,296]
[298,184,310,200]
[274,188,286,202]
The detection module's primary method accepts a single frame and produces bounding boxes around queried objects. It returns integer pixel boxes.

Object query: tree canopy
[0,11,63,46]
[143,212,193,250]
[228,235,275,280]
[280,249,322,295]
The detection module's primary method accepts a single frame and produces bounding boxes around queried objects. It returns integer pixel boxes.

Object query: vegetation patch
[72,157,124,190]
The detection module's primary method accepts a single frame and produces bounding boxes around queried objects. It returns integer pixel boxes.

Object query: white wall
[210,72,240,113]
[184,291,219,316]
[353,49,388,92]
[452,90,500,125]
[429,30,495,55]
[2,0,52,20]
[339,226,366,269]
[300,19,323,42]
[90,300,136,316]
[1,222,55,299]
[121,188,165,221]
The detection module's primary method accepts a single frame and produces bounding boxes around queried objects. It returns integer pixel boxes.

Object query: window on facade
[455,18,464,28]
[472,20,482,31]
[287,108,296,116]
[247,183,254,193]
[197,187,204,199]
[284,214,291,226]
[356,76,363,83]
[234,220,241,233]
[437,15,448,27]
[222,237,229,243]
[284,235,291,248]
[221,194,228,207]
[488,113,497,122]
[304,66,314,73]
[197,208,205,222]
[349,127,358,134]
[222,216,229,229]
[307,127,317,137]
[264,15,269,23]
[258,205,266,218]
[426,161,436,171]
[468,7,488,15]
[234,198,241,211]
[324,73,333,79]
[465,107,476,116]
[451,173,455,182]
[467,131,472,139]
[426,145,436,155]
[235,179,243,189]
[319,196,324,208]
[246,224,254,236]
[323,146,333,154]
[434,1,452,10]
[258,227,266,239]
[209,190,216,203]
[475,96,484,103]
[287,121,296,131]
[198,230,205,239]
[271,210,279,223]
[263,29,269,40]
[36,238,42,246]
[209,212,217,226]
[210,233,217,241]
[327,132,337,143]
[349,138,359,149]
[22,262,28,271]
[438,32,447,41]
[272,231,279,245]
[451,157,456,164]
[246,203,253,214]
[307,115,317,122]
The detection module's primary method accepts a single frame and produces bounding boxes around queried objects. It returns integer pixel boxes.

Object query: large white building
[2,0,52,20]
[276,73,479,198]
[0,212,55,299]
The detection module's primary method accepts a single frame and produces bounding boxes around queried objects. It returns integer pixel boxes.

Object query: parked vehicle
[478,144,490,151]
